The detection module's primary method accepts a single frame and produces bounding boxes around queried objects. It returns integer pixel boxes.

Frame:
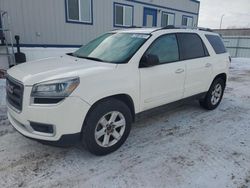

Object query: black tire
[199,78,225,110]
[82,98,132,156]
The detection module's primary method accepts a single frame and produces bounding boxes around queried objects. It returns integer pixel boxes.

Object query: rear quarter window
[205,34,227,54]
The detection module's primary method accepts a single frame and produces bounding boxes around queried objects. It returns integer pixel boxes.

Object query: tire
[199,78,225,110]
[82,98,132,156]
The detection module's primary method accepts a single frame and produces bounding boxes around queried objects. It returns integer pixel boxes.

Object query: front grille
[6,76,24,112]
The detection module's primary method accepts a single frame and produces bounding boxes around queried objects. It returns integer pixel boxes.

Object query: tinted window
[182,17,187,26]
[177,33,207,60]
[115,5,124,25]
[68,0,79,20]
[144,34,179,64]
[206,34,227,54]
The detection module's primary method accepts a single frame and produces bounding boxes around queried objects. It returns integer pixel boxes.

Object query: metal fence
[222,36,250,58]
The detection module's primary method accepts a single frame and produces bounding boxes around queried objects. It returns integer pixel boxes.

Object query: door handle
[205,63,212,68]
[175,68,184,74]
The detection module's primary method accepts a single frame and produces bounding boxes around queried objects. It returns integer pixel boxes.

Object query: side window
[66,0,92,24]
[161,12,175,27]
[144,34,179,64]
[182,16,193,27]
[205,34,227,54]
[114,3,133,27]
[0,16,3,40]
[177,33,207,60]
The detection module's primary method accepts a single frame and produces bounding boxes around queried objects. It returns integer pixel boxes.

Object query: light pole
[220,14,225,29]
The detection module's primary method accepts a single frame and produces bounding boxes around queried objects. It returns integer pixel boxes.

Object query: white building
[0,0,200,61]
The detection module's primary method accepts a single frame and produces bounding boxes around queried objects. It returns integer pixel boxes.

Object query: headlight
[31,77,80,98]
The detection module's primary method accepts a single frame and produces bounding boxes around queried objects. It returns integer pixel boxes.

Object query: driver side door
[139,34,186,111]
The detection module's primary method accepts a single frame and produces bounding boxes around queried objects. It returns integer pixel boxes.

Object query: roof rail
[152,25,213,33]
[111,26,142,31]
[162,25,176,29]
[151,25,176,33]
[174,25,213,32]
[196,27,213,32]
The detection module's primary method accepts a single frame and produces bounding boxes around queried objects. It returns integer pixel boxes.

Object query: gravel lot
[1,58,250,188]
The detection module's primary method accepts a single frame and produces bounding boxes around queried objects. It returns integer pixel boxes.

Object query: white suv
[7,27,230,155]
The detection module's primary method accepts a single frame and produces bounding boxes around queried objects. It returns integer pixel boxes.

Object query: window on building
[161,12,175,27]
[114,3,133,27]
[66,0,92,24]
[182,16,193,27]
[177,33,207,60]
[0,17,3,40]
[144,34,179,64]
[205,34,227,54]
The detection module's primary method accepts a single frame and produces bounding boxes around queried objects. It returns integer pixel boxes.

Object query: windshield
[72,33,150,63]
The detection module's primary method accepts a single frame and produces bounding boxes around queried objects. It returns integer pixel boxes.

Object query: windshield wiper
[73,54,103,62]
[82,56,104,62]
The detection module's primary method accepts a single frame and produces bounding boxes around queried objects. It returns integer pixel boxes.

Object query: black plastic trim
[6,75,24,112]
[37,133,81,147]
[34,98,64,104]
[30,122,54,134]
[13,126,81,147]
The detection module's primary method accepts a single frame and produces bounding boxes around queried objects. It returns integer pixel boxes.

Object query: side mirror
[140,54,159,68]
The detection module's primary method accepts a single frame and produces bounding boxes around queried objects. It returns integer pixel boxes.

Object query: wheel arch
[213,73,227,84]
[84,94,136,125]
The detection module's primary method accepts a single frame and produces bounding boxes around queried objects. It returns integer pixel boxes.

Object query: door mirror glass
[140,54,160,67]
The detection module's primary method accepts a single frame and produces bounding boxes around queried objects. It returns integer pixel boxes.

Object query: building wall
[0,0,199,47]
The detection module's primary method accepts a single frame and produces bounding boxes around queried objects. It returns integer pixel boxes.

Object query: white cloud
[198,0,250,29]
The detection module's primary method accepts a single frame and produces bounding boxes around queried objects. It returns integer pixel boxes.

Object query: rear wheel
[200,78,225,110]
[82,98,132,155]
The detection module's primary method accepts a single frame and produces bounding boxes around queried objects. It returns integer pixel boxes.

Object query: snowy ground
[1,58,250,188]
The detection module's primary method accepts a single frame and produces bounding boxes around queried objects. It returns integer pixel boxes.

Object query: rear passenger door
[176,33,213,97]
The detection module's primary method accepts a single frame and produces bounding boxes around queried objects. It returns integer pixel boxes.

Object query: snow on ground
[1,58,250,188]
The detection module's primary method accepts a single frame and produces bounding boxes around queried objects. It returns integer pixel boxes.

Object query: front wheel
[200,78,225,110]
[82,98,132,155]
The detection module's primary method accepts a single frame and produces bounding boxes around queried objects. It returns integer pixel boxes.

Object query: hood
[7,55,117,85]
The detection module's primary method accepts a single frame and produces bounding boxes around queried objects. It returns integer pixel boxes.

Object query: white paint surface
[0,58,250,187]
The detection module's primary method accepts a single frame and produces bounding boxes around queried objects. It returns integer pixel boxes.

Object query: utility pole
[220,14,225,29]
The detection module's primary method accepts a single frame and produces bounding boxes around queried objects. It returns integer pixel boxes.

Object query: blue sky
[198,0,250,29]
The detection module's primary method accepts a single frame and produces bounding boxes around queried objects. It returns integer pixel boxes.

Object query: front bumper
[14,128,81,147]
[7,87,91,142]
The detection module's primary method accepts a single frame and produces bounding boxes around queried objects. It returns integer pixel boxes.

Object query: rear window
[177,33,208,60]
[205,34,227,54]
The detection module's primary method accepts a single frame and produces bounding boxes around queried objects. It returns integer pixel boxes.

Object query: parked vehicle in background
[6,27,230,155]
